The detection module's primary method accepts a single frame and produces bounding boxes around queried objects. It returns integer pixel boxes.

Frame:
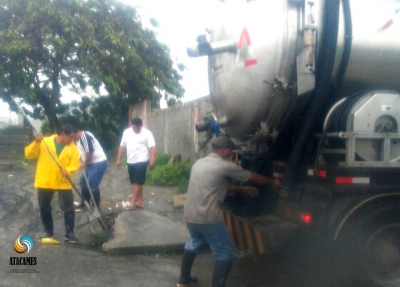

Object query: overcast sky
[121,0,222,102]
[1,0,222,121]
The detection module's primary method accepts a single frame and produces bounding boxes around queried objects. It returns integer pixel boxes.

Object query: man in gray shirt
[177,136,279,287]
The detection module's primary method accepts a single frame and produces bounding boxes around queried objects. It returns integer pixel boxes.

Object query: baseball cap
[211,136,238,149]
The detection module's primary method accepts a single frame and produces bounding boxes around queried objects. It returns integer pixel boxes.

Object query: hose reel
[324,91,400,162]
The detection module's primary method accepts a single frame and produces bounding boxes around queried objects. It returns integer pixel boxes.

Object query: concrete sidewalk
[103,210,189,254]
[78,164,189,255]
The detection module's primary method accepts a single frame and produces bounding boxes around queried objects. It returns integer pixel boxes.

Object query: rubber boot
[40,208,54,238]
[91,189,101,207]
[64,211,79,243]
[177,250,198,287]
[212,260,233,287]
[77,187,90,208]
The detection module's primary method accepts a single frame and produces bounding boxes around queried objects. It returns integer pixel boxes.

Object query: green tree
[0,0,184,132]
[166,97,182,107]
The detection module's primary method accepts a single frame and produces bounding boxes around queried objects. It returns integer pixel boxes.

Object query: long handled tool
[79,169,106,230]
[11,97,104,230]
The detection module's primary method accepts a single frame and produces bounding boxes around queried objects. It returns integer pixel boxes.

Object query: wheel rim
[363,223,400,285]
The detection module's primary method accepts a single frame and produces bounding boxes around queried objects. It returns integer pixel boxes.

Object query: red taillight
[335,177,353,184]
[300,213,312,224]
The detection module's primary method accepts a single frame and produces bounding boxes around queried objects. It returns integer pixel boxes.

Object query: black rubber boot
[40,208,54,237]
[77,187,90,208]
[91,189,101,207]
[177,250,198,287]
[64,211,79,243]
[212,260,233,287]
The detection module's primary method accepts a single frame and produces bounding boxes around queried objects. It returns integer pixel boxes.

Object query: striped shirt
[76,131,107,164]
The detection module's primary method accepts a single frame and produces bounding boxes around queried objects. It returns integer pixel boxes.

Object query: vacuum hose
[282,0,341,188]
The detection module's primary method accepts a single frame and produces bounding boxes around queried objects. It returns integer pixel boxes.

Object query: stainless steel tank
[204,0,297,142]
[333,0,400,95]
[189,0,400,145]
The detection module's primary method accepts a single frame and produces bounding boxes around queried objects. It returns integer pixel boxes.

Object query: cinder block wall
[129,97,213,161]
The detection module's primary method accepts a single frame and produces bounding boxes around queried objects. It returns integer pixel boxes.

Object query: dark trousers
[38,188,75,237]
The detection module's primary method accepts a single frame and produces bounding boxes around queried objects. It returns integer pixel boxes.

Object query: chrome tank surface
[203,0,400,145]
[332,0,400,95]
[207,0,298,142]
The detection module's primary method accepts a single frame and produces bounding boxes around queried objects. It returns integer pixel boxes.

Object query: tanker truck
[187,0,400,286]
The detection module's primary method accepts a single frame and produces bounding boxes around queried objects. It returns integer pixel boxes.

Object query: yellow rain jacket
[25,134,80,190]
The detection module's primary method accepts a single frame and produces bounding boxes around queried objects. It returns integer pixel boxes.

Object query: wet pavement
[0,158,365,287]
[0,159,269,287]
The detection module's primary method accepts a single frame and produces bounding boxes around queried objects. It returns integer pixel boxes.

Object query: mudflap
[220,209,299,262]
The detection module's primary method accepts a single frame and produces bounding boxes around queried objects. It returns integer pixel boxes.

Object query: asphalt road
[0,159,368,287]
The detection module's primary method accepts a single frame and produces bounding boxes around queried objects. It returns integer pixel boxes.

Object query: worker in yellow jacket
[25,125,81,243]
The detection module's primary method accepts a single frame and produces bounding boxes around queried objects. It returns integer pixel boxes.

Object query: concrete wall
[0,111,23,129]
[129,97,213,161]
[0,102,42,132]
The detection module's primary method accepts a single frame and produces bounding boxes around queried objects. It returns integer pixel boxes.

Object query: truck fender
[333,193,400,240]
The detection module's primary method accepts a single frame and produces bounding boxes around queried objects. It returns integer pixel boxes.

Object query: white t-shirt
[76,131,107,164]
[120,127,156,164]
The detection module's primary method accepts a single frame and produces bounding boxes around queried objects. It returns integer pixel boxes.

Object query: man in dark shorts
[127,161,148,185]
[116,118,156,209]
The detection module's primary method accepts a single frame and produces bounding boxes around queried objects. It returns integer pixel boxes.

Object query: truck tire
[337,206,400,287]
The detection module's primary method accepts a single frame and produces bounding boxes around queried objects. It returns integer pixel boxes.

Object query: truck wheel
[343,210,400,287]
[359,221,400,287]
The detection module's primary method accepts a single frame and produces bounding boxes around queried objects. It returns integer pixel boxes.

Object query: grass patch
[88,232,107,248]
[146,153,193,194]
[155,153,171,165]
[12,160,29,170]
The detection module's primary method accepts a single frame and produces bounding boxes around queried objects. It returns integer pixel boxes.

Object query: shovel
[10,96,104,229]
[77,169,106,230]
[72,174,103,229]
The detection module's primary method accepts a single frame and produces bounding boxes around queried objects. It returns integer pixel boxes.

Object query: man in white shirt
[116,117,156,209]
[73,129,108,207]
